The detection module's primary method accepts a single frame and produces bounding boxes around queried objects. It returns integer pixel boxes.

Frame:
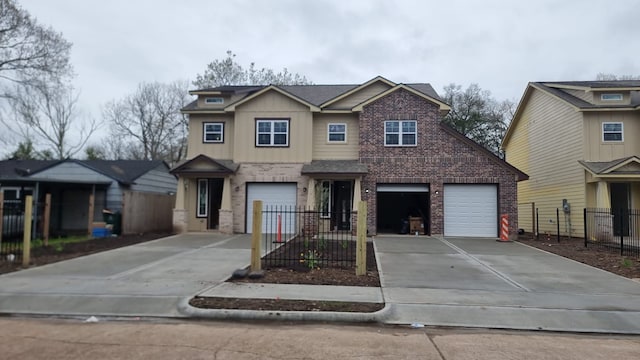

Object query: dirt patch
[0,233,171,275]
[517,233,640,279]
[189,297,384,313]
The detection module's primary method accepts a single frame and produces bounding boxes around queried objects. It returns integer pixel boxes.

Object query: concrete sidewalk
[0,233,254,317]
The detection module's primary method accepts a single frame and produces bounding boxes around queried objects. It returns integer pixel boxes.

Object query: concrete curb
[177,296,392,323]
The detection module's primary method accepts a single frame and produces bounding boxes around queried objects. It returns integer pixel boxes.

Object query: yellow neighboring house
[502,81,640,237]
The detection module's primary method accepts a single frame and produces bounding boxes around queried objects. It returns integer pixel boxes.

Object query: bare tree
[0,0,72,92]
[102,81,190,165]
[442,83,514,157]
[193,50,311,89]
[5,81,98,159]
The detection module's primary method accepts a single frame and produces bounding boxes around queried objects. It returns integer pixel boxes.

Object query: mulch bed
[0,233,171,275]
[189,297,384,313]
[517,233,640,279]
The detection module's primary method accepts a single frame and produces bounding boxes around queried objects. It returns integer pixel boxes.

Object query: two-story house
[172,76,526,237]
[502,81,640,237]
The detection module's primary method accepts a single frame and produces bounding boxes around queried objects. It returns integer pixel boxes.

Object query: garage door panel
[246,183,297,234]
[444,184,497,237]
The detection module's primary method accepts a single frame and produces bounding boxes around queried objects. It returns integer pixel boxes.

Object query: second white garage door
[443,184,497,237]
[246,183,297,234]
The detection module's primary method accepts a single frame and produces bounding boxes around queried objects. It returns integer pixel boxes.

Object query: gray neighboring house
[0,159,177,236]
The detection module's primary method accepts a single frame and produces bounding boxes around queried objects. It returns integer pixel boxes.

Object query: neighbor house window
[197,179,208,217]
[256,119,289,146]
[602,122,623,142]
[319,180,331,218]
[203,122,224,143]
[328,123,346,142]
[601,93,623,101]
[385,120,416,146]
[204,97,224,104]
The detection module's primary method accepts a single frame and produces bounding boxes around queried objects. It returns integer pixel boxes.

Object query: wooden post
[0,192,4,246]
[250,200,263,272]
[87,193,95,237]
[356,200,367,276]
[43,193,51,246]
[23,195,33,267]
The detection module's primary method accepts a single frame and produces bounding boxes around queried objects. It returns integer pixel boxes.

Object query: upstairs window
[385,120,417,146]
[601,93,623,101]
[602,122,623,142]
[203,122,224,143]
[204,97,224,104]
[256,119,289,146]
[327,123,346,142]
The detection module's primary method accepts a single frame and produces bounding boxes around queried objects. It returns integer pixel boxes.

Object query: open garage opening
[376,184,430,235]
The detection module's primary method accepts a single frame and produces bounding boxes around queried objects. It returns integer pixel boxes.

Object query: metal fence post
[536,208,539,240]
[620,208,624,256]
[583,208,587,248]
[556,208,560,242]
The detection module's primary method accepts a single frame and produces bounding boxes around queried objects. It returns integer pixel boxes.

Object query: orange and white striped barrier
[497,214,512,242]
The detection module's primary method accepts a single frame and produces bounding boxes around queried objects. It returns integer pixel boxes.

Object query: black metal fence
[1,204,24,262]
[584,208,640,257]
[261,206,357,269]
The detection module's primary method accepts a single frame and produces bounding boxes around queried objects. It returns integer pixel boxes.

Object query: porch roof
[301,160,368,175]
[579,156,640,175]
[170,155,238,175]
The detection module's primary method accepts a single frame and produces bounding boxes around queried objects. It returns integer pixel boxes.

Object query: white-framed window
[601,93,623,101]
[197,179,208,217]
[256,119,289,146]
[203,122,224,143]
[205,97,224,104]
[319,180,331,218]
[385,120,417,146]
[327,123,346,143]
[602,122,623,142]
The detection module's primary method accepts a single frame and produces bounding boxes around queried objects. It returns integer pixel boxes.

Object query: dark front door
[610,182,630,236]
[208,179,224,230]
[332,181,352,231]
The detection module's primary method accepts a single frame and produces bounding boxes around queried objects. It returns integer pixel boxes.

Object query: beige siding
[583,111,640,161]
[312,113,359,160]
[505,88,585,236]
[233,90,313,163]
[187,114,234,159]
[592,91,631,106]
[563,89,593,103]
[328,82,391,109]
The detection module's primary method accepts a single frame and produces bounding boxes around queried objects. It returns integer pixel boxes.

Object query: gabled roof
[352,84,451,112]
[503,81,640,147]
[183,77,447,113]
[0,159,168,185]
[170,155,238,175]
[579,156,640,176]
[0,160,61,180]
[301,160,368,175]
[440,123,529,182]
[224,85,321,112]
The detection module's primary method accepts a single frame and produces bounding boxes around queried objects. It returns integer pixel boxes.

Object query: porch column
[306,178,316,209]
[221,177,232,210]
[172,177,188,233]
[596,181,611,209]
[353,177,362,212]
[218,177,234,234]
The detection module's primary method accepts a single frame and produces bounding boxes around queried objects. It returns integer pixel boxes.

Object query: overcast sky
[17,0,640,140]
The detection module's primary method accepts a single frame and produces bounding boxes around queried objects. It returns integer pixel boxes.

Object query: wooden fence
[122,191,175,234]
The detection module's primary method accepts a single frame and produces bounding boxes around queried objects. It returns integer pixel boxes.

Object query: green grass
[32,235,92,249]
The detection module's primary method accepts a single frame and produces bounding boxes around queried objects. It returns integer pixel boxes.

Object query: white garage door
[444,184,497,237]
[246,183,297,234]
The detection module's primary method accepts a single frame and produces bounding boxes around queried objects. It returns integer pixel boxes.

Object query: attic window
[601,93,623,101]
[205,97,224,104]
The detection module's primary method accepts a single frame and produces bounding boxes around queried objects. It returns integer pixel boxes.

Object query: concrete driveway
[376,236,640,333]
[0,233,253,318]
